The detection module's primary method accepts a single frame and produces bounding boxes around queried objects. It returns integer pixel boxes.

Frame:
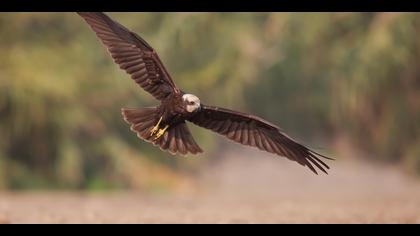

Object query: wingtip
[76,12,88,17]
[311,150,335,160]
[310,167,329,175]
[77,12,107,20]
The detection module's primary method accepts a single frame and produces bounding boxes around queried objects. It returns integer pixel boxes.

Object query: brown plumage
[78,12,334,175]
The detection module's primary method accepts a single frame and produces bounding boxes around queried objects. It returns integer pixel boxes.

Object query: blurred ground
[0,143,420,224]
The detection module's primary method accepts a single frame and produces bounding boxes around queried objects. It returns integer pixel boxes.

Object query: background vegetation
[0,13,419,191]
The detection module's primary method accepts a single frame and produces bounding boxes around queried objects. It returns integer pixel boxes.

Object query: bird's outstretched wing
[78,12,179,100]
[189,105,333,174]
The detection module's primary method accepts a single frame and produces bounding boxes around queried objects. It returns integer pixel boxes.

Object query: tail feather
[121,108,203,155]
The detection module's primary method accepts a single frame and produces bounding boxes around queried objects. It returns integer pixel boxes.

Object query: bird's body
[78,12,334,174]
[148,93,201,139]
[157,93,189,126]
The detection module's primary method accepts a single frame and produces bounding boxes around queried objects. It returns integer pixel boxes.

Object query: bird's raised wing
[189,105,333,174]
[78,12,179,100]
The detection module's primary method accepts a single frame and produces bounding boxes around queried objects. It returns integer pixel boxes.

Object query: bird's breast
[158,95,188,126]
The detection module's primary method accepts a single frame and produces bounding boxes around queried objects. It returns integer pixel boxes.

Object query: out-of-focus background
[0,12,420,223]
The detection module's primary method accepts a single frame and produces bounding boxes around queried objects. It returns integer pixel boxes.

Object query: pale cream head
[182,94,201,113]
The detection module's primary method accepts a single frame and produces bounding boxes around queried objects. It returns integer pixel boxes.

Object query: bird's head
[182,94,201,113]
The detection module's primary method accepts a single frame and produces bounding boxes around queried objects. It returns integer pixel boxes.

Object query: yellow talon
[153,125,169,140]
[150,116,163,136]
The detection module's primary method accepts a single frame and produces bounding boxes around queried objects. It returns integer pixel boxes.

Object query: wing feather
[227,122,239,139]
[78,12,179,100]
[189,105,333,174]
[240,125,249,145]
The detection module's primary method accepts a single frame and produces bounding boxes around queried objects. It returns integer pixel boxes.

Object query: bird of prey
[78,12,333,174]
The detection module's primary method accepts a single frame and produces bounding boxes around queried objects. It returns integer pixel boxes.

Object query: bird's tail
[121,107,159,142]
[121,107,203,155]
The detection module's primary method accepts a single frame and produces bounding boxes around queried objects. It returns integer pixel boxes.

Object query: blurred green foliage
[0,13,419,190]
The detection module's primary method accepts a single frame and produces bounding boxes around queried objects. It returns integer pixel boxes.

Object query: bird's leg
[150,116,163,137]
[153,125,169,140]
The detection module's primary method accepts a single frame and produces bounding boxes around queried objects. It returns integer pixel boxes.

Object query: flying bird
[78,12,333,174]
